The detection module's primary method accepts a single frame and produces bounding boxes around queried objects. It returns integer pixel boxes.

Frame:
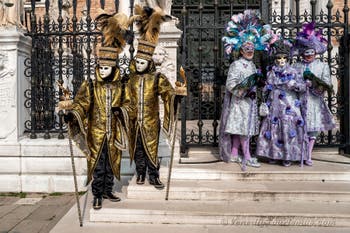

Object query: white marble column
[0,28,87,193]
[119,0,130,16]
[0,28,31,191]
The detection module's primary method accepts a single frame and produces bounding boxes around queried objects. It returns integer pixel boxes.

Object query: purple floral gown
[256,64,308,162]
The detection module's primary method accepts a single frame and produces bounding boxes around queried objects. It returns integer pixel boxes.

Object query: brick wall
[24,0,119,21]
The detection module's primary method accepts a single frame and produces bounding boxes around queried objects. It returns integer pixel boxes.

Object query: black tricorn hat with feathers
[130,4,172,61]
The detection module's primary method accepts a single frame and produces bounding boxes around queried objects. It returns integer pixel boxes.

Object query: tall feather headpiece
[293,22,328,55]
[222,10,267,58]
[130,4,172,44]
[95,9,129,51]
[95,9,130,66]
[130,4,171,61]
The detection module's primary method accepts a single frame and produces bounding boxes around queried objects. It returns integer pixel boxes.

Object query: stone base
[0,130,178,192]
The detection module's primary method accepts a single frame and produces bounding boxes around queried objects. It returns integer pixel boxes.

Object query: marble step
[90,199,350,227]
[127,178,350,202]
[180,147,348,163]
[160,160,350,181]
[51,223,350,233]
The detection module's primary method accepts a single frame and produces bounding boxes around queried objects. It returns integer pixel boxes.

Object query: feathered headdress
[271,39,293,56]
[130,4,171,44]
[222,9,267,58]
[95,9,130,66]
[260,24,279,52]
[130,4,171,61]
[293,22,328,55]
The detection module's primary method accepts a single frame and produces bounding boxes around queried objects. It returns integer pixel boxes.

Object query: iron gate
[24,0,134,139]
[171,0,350,154]
[24,0,350,154]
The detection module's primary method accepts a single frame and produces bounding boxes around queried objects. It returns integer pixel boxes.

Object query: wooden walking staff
[165,66,187,200]
[57,82,83,227]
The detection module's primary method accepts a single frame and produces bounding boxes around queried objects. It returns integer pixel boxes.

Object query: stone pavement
[0,193,76,233]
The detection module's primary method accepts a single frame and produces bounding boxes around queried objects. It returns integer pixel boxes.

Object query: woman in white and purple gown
[256,40,308,167]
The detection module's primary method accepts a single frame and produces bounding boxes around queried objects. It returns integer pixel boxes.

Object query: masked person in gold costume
[60,12,135,210]
[128,5,181,189]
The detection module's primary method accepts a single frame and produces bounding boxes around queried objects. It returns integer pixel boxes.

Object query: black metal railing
[24,0,134,139]
[171,0,349,152]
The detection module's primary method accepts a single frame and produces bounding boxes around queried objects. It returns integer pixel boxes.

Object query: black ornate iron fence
[171,0,349,153]
[24,0,134,139]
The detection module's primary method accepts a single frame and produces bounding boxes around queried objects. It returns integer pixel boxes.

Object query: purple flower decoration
[279,90,286,99]
[271,116,279,124]
[297,118,305,127]
[266,84,273,91]
[295,99,301,107]
[264,131,272,140]
[275,139,284,147]
[285,106,292,115]
[266,101,271,107]
[289,129,297,138]
[286,74,294,80]
[280,75,287,82]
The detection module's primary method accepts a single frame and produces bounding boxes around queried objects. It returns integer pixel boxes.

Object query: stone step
[52,222,350,233]
[127,178,350,202]
[90,199,350,227]
[180,147,349,164]
[50,194,350,232]
[160,160,350,181]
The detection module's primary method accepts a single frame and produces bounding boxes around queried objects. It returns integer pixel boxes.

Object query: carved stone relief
[153,45,176,84]
[0,51,16,139]
[0,0,24,27]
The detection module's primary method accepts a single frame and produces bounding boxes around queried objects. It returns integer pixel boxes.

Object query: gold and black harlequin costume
[64,11,135,204]
[128,59,176,167]
[128,5,176,188]
[69,65,134,184]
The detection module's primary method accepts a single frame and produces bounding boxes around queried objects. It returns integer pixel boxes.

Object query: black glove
[174,95,184,111]
[63,112,74,123]
[112,107,122,116]
[175,95,184,103]
[245,88,256,100]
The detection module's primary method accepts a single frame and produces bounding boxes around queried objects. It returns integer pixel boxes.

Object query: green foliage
[0,192,27,198]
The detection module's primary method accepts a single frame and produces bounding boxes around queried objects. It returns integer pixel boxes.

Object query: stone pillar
[156,20,182,86]
[0,28,31,191]
[155,20,182,162]
[0,28,87,193]
[119,0,130,16]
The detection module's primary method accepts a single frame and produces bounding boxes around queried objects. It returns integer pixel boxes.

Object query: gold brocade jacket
[69,68,135,185]
[128,65,176,167]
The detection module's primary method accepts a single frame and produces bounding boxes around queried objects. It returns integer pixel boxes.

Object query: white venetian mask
[135,57,150,72]
[275,54,288,67]
[99,66,113,79]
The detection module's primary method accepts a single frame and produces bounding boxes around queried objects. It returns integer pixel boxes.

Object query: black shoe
[136,174,145,185]
[149,177,165,190]
[102,192,121,202]
[93,197,102,210]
